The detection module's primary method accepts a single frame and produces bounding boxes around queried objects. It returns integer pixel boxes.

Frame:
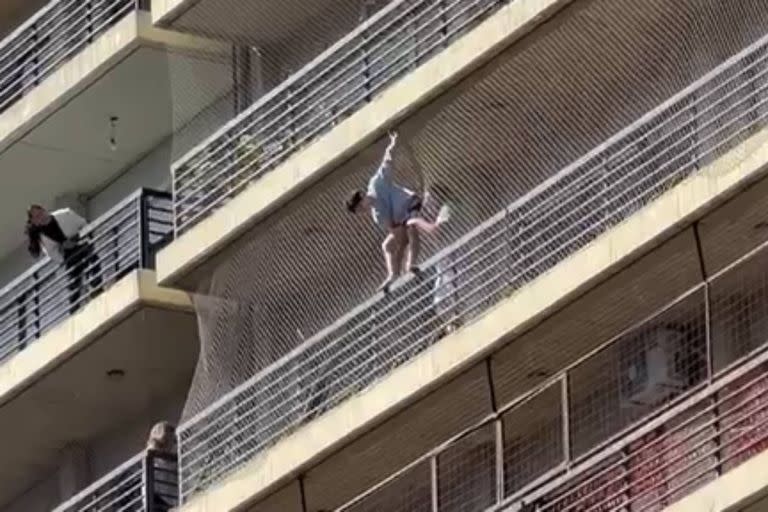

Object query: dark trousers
[63,242,102,314]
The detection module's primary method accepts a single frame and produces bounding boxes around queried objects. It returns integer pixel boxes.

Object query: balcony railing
[174,29,768,503]
[0,0,144,115]
[0,188,172,364]
[334,238,768,512]
[53,451,179,512]
[172,0,510,234]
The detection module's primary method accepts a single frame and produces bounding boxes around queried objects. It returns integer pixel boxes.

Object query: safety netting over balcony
[169,0,513,234]
[0,0,142,115]
[334,238,768,512]
[175,0,768,503]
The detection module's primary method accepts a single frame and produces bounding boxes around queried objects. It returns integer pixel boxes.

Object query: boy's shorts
[394,195,423,227]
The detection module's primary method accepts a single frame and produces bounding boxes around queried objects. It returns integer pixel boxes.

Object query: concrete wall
[0,472,59,512]
[0,0,49,39]
[87,139,173,219]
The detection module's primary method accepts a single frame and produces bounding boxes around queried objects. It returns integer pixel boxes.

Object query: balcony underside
[0,11,228,263]
[175,99,768,510]
[153,0,375,44]
[0,270,198,508]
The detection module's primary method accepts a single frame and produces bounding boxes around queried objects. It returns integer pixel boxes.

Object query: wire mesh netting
[330,238,768,512]
[173,0,768,501]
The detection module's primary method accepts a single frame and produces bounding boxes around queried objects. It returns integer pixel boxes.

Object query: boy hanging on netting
[345,131,451,292]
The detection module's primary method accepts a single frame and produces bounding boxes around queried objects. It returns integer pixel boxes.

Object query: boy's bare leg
[379,228,407,292]
[405,205,451,237]
[406,217,439,236]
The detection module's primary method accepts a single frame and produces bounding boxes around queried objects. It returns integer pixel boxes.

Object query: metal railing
[0,0,143,115]
[53,451,178,512]
[0,189,172,364]
[175,24,768,503]
[171,0,509,234]
[334,238,768,512]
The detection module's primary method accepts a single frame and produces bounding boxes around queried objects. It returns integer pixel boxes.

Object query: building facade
[1,0,768,511]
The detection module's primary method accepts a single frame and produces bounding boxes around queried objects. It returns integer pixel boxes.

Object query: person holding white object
[25,205,101,313]
[345,131,451,292]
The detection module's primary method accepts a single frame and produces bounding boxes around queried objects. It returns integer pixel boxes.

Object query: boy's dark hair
[345,189,364,213]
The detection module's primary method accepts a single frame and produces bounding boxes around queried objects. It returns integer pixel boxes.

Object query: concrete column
[58,443,90,502]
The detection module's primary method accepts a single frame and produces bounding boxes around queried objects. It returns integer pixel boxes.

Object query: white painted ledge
[662,448,768,512]
[0,269,191,408]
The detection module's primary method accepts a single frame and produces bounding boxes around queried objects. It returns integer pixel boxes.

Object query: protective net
[168,0,768,498]
[165,0,388,162]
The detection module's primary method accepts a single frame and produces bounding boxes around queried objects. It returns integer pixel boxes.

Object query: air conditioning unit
[620,326,686,408]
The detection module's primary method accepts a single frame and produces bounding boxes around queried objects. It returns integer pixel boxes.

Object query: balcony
[0,189,170,360]
[0,0,228,273]
[0,0,144,116]
[170,11,768,510]
[53,450,178,512]
[0,189,198,507]
[160,0,567,284]
[327,237,768,512]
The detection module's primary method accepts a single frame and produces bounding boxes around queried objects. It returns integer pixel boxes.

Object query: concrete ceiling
[166,0,363,44]
[0,305,199,508]
[0,43,230,261]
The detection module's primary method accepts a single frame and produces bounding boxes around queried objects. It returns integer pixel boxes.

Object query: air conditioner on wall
[619,326,687,408]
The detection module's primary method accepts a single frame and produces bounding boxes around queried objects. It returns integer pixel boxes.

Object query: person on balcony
[146,421,179,512]
[345,131,451,292]
[25,205,102,314]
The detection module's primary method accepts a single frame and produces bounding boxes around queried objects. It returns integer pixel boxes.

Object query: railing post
[360,1,374,103]
[86,0,93,44]
[495,418,505,505]
[30,25,40,90]
[15,291,27,351]
[430,455,439,512]
[144,450,179,512]
[561,374,571,465]
[33,271,41,337]
[143,451,155,512]
[139,191,152,269]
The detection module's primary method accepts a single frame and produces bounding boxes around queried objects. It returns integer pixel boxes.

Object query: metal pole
[139,191,151,268]
[143,452,155,512]
[561,375,571,465]
[431,455,439,512]
[495,418,505,504]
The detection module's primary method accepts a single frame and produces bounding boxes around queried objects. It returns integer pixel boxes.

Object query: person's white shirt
[40,208,87,263]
